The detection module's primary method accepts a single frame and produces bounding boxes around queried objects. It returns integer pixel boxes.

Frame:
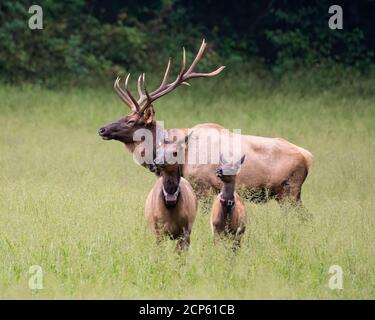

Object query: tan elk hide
[144,134,197,250]
[211,154,247,247]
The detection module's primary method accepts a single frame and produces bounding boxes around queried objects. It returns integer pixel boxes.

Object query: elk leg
[232,239,241,252]
[232,225,245,252]
[153,222,166,246]
[212,219,225,244]
[276,181,313,221]
[155,232,164,246]
[276,161,309,203]
[176,229,190,251]
[275,179,291,205]
[277,175,303,205]
[212,230,222,245]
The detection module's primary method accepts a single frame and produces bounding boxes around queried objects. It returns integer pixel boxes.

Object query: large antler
[114,39,225,114]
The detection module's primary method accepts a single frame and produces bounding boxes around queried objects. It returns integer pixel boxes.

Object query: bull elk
[98,39,313,207]
[144,133,197,250]
[211,155,246,248]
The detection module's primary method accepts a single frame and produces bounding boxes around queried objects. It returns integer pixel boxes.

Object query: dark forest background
[1,0,374,85]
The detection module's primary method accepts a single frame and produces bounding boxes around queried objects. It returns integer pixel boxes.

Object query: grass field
[0,69,374,299]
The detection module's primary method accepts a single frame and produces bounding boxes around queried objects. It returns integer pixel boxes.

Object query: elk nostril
[98,127,106,135]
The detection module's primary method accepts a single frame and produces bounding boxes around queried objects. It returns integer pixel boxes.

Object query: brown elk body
[99,40,312,206]
[182,124,312,204]
[144,134,197,250]
[211,155,247,246]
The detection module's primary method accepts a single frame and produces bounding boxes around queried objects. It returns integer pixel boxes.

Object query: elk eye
[127,120,135,125]
[173,151,178,157]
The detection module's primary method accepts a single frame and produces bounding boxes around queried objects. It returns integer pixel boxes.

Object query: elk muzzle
[98,121,121,140]
[162,185,180,208]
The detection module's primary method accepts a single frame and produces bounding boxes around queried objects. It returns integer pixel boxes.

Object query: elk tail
[296,147,313,173]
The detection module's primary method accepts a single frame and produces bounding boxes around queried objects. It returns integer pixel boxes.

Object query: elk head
[154,131,193,171]
[98,39,225,144]
[153,132,193,207]
[216,154,246,183]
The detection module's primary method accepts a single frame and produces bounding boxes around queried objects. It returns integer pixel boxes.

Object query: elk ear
[184,131,193,146]
[235,155,245,167]
[219,154,227,165]
[239,154,246,165]
[143,105,155,124]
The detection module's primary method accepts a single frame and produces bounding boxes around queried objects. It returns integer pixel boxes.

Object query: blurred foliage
[0,0,374,85]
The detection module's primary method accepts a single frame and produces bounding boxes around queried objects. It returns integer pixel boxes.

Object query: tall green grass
[0,70,374,299]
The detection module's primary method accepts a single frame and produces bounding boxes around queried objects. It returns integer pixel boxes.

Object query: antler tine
[179,47,186,77]
[148,57,172,97]
[188,65,226,79]
[124,74,140,111]
[113,76,119,89]
[138,73,153,114]
[160,58,172,88]
[142,73,152,101]
[185,39,206,75]
[137,74,146,99]
[114,76,134,109]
